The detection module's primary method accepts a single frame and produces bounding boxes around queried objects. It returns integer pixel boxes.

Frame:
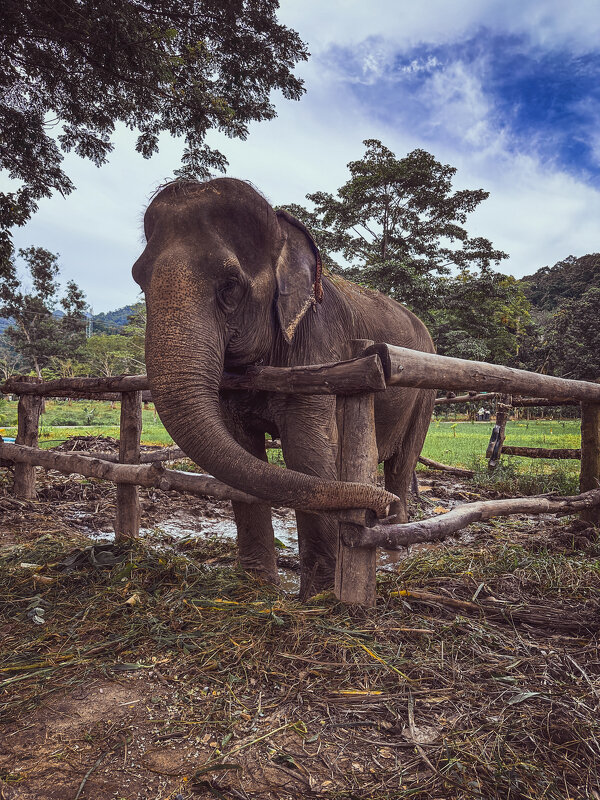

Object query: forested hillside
[521,253,600,315]
[92,305,136,333]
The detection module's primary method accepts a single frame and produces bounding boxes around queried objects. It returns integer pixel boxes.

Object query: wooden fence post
[580,399,600,525]
[13,376,43,498]
[487,394,512,471]
[335,340,378,607]
[115,390,142,540]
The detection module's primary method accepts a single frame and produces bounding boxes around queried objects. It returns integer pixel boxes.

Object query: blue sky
[5,0,600,311]
[337,29,600,180]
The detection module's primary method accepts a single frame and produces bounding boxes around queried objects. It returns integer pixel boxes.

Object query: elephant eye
[217,277,244,312]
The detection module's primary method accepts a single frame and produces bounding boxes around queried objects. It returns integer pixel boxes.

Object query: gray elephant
[133,178,435,599]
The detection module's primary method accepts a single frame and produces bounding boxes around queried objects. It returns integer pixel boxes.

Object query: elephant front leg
[276,395,339,600]
[221,411,278,584]
[232,499,278,584]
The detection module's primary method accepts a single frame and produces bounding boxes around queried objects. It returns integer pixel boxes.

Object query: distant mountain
[1,304,140,339]
[521,253,600,316]
[0,309,64,335]
[92,305,136,333]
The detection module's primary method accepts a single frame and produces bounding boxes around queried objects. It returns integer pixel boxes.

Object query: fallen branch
[343,489,600,550]
[392,589,600,634]
[418,456,474,477]
[74,445,188,464]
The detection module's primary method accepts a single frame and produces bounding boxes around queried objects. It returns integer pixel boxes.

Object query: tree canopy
[0,0,307,262]
[539,287,600,381]
[283,140,508,316]
[0,246,87,376]
[282,139,528,362]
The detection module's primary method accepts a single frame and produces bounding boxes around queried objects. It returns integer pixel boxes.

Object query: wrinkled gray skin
[133,178,435,599]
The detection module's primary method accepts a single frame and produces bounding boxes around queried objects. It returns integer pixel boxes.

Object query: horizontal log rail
[374,345,600,403]
[435,391,499,406]
[502,446,581,459]
[1,355,386,398]
[342,489,600,550]
[2,374,149,395]
[0,441,261,505]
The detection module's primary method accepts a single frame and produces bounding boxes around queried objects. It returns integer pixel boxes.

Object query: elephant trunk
[145,277,395,515]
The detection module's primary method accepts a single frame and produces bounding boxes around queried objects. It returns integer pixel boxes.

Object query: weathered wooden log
[391,589,599,634]
[502,446,581,459]
[434,392,499,406]
[335,341,378,607]
[342,489,600,550]
[0,441,262,504]
[417,456,475,477]
[221,355,386,395]
[2,357,386,398]
[375,345,600,403]
[2,374,149,395]
[580,399,600,524]
[13,377,43,498]
[81,445,188,463]
[511,396,579,407]
[115,391,142,541]
[76,439,283,465]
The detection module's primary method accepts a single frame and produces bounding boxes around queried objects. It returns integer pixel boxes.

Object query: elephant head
[132,178,394,514]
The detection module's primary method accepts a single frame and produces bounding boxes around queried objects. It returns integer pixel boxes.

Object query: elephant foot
[240,564,280,587]
[387,499,408,524]
[299,562,335,602]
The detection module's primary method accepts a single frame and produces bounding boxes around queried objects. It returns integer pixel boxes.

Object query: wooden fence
[1,343,599,607]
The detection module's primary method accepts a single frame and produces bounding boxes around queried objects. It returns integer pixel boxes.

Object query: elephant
[133,177,435,599]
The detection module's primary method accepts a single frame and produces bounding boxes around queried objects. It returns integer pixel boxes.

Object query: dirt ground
[2,443,600,799]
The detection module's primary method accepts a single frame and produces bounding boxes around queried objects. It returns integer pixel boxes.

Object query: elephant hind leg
[384,451,413,524]
[384,392,434,523]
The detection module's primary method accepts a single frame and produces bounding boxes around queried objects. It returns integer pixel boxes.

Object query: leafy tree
[542,287,600,381]
[120,302,147,373]
[282,140,507,317]
[0,0,307,264]
[0,247,88,376]
[0,335,22,380]
[432,272,533,364]
[83,332,144,377]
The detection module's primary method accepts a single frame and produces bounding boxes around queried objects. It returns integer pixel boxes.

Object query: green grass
[0,400,583,492]
[422,418,581,467]
[0,399,173,447]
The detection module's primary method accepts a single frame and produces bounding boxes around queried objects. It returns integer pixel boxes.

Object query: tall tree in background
[541,287,600,381]
[283,140,507,317]
[431,272,532,365]
[283,140,528,362]
[0,0,307,265]
[0,247,87,376]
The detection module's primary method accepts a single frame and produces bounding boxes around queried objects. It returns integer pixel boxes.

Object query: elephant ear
[275,209,324,344]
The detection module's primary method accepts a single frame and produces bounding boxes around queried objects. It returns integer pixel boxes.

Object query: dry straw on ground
[1,465,600,799]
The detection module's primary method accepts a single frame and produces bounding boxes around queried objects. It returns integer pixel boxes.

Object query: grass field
[0,399,583,493]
